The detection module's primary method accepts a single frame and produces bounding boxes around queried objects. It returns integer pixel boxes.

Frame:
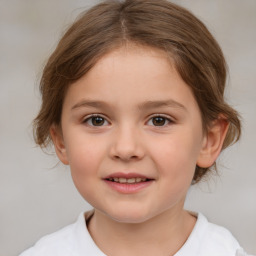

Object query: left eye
[147,116,171,126]
[83,115,109,126]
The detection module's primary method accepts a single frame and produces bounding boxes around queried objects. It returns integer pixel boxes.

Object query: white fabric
[20,210,251,256]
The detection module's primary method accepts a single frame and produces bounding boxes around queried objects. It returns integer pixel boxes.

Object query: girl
[20,0,252,255]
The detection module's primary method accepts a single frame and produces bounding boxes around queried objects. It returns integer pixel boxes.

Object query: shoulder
[19,217,80,256]
[19,226,73,256]
[199,213,241,253]
[19,211,102,256]
[176,212,243,256]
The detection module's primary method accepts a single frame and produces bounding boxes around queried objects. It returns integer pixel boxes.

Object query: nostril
[113,154,139,161]
[109,134,145,161]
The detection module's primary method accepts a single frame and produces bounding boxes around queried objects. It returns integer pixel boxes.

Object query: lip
[104,172,152,179]
[103,172,154,194]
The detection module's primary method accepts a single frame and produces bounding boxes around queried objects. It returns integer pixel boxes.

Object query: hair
[33,0,241,183]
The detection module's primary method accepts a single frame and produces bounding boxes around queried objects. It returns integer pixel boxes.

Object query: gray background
[0,0,255,255]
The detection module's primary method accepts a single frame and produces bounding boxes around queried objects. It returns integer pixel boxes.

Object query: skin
[51,45,229,256]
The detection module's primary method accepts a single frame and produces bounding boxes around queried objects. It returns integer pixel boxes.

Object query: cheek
[151,134,200,179]
[66,141,105,204]
[65,136,105,183]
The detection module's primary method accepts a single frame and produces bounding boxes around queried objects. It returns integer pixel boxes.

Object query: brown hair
[33,0,241,183]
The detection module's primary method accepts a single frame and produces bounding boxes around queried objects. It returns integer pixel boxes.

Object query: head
[34,0,241,184]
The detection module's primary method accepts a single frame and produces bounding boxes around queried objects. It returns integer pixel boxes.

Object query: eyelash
[82,114,174,127]
[147,114,173,127]
[82,114,110,127]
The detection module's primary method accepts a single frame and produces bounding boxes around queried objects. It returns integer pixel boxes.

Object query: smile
[104,173,154,193]
[106,177,149,184]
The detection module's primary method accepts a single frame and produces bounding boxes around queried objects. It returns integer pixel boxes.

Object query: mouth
[105,177,152,184]
[104,172,155,190]
[103,172,154,193]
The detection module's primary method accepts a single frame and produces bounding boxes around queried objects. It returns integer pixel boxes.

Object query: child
[20,0,252,255]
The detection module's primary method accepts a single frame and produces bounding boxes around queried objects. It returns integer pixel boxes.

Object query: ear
[197,116,229,168]
[50,125,69,165]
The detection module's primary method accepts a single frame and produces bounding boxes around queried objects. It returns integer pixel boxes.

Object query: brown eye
[91,116,105,126]
[147,116,172,127]
[152,116,166,126]
[84,115,108,126]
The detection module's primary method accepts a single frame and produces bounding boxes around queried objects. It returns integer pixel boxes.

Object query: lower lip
[104,180,153,194]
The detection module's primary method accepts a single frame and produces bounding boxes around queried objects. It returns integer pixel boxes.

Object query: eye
[83,115,109,126]
[147,115,172,126]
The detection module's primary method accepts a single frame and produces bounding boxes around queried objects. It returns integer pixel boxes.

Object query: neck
[87,207,196,256]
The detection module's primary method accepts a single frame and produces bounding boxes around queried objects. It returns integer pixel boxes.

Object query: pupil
[153,117,165,126]
[92,116,104,126]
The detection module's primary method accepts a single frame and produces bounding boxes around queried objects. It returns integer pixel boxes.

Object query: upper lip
[103,172,154,180]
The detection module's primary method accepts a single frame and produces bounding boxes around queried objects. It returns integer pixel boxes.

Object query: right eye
[83,115,109,126]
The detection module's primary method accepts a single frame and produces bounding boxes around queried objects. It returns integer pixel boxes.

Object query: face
[53,46,210,223]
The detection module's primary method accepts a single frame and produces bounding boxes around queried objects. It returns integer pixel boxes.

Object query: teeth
[119,178,127,183]
[127,178,135,183]
[108,177,148,183]
[136,178,142,182]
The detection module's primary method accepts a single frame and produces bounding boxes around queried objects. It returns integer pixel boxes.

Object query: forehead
[77,45,170,90]
[64,45,199,113]
[94,44,173,73]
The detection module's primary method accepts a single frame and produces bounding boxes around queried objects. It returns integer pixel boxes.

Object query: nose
[109,125,145,161]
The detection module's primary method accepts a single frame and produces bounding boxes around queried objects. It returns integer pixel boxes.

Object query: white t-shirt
[20,210,250,256]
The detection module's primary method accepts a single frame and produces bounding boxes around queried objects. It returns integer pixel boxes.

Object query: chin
[105,208,154,224]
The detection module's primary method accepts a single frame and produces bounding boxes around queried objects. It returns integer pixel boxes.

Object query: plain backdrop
[0,0,255,255]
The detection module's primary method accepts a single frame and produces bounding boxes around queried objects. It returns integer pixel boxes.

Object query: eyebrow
[137,100,187,111]
[71,99,187,112]
[71,100,110,110]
